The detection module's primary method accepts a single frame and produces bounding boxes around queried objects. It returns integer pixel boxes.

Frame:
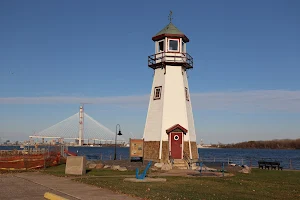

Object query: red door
[170,132,183,159]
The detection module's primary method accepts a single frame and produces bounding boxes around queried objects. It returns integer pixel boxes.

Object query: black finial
[168,10,173,23]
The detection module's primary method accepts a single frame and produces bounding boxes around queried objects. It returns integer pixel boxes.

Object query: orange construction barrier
[0,151,62,170]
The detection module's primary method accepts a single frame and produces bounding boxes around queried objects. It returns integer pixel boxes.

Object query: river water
[68,147,300,170]
[1,146,299,170]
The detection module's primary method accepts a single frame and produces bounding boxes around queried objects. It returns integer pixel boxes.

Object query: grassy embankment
[43,164,300,200]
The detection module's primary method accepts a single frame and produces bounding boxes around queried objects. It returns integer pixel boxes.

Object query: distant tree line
[219,139,300,149]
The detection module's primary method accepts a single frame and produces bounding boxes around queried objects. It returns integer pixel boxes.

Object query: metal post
[25,153,28,171]
[44,151,46,169]
[222,162,224,177]
[114,127,117,160]
[114,124,122,160]
[200,162,202,175]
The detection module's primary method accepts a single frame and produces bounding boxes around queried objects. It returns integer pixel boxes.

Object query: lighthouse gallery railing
[148,52,193,69]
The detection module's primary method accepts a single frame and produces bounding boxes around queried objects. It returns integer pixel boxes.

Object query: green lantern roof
[152,22,189,42]
[154,22,185,36]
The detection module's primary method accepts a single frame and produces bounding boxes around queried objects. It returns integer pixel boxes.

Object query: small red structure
[166,124,188,159]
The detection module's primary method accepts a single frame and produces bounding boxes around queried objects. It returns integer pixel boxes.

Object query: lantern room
[148,22,193,70]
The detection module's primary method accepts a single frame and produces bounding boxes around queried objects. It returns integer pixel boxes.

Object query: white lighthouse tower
[143,14,198,163]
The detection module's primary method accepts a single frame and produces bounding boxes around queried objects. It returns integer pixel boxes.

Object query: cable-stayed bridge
[29,107,126,146]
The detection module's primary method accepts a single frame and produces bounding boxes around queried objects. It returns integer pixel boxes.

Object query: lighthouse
[143,14,198,163]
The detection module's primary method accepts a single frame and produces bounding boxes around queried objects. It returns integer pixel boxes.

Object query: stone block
[161,163,172,171]
[111,165,120,170]
[65,156,86,175]
[239,165,251,174]
[95,163,104,169]
[103,165,111,169]
[88,163,97,169]
[118,167,127,171]
[154,163,163,168]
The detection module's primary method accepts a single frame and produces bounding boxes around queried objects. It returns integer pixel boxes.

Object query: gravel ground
[0,174,78,200]
[88,160,153,171]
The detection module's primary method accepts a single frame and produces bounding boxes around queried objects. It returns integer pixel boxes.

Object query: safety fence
[199,157,300,170]
[0,147,63,171]
[75,153,300,170]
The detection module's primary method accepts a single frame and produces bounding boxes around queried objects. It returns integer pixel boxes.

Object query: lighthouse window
[154,86,162,100]
[158,40,164,52]
[185,87,189,101]
[168,39,179,51]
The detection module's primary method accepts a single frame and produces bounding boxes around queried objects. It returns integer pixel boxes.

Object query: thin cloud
[191,90,300,112]
[0,90,300,113]
[0,95,149,105]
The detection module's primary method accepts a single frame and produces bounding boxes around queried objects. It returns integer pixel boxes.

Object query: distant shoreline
[0,144,128,148]
[217,139,300,150]
[198,147,300,150]
[1,138,300,150]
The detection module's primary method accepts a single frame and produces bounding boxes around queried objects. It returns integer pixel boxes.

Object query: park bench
[258,160,283,170]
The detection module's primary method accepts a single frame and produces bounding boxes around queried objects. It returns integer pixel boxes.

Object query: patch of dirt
[89,160,154,171]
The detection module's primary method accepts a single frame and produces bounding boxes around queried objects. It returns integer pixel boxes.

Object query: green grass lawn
[42,164,136,177]
[42,164,300,199]
[74,169,300,200]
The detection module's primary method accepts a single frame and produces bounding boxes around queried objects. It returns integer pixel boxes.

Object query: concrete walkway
[2,172,139,200]
[0,174,75,200]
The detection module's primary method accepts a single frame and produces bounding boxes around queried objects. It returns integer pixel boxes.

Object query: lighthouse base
[143,141,198,163]
[143,141,168,162]
[191,142,199,160]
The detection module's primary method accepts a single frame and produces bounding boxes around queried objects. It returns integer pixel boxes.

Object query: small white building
[143,19,198,162]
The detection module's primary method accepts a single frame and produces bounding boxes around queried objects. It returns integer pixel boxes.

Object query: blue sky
[0,0,300,144]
